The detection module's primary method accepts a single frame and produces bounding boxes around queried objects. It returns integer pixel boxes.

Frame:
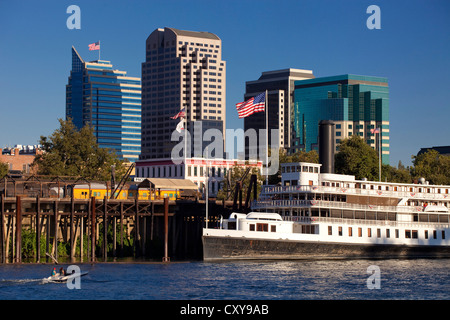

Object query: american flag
[370,128,380,134]
[89,41,100,51]
[171,108,186,119]
[235,92,265,118]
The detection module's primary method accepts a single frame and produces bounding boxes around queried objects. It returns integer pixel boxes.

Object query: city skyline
[1,0,449,167]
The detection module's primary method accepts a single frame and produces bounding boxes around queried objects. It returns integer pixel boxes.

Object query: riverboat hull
[202,235,450,261]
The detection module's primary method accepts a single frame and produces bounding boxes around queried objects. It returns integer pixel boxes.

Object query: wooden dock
[0,195,230,263]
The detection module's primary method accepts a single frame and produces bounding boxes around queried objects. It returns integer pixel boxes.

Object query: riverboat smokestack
[318,120,335,174]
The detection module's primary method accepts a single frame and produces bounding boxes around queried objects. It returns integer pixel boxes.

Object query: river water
[0,258,448,301]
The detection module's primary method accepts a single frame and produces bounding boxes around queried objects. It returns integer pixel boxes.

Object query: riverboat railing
[281,215,450,229]
[260,185,450,201]
[251,199,423,213]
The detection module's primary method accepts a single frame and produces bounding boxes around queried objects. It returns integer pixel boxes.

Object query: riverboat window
[442,231,446,240]
[338,226,343,236]
[377,229,381,238]
[228,222,236,230]
[433,230,437,239]
[405,230,418,239]
[395,229,399,238]
[249,224,255,231]
[368,228,372,237]
[271,225,276,232]
[424,230,428,239]
[348,227,353,237]
[314,167,318,173]
[257,223,268,232]
[286,166,291,173]
[328,226,332,235]
[386,229,390,238]
[309,167,313,173]
[358,228,362,237]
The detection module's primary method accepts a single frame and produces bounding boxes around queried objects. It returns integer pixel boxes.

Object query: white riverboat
[202,162,450,260]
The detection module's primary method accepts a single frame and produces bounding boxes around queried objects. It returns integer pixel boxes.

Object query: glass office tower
[294,74,389,164]
[66,46,141,162]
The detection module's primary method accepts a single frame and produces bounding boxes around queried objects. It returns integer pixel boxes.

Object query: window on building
[328,226,332,235]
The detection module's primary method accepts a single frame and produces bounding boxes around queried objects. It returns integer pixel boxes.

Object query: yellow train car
[71,183,180,200]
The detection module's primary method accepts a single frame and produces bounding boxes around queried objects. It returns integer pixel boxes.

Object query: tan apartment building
[141,27,226,160]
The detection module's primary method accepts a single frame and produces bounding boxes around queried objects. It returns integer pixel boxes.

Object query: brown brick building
[0,145,42,175]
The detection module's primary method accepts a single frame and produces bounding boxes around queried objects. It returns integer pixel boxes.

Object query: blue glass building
[293,74,389,164]
[66,46,141,162]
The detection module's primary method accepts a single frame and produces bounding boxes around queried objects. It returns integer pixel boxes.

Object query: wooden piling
[120,201,124,257]
[134,197,139,258]
[0,195,5,264]
[90,197,96,262]
[53,199,58,262]
[36,196,41,263]
[103,197,107,261]
[163,197,170,262]
[15,196,22,263]
[70,195,75,262]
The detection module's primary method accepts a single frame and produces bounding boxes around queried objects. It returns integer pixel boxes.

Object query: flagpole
[265,90,269,185]
[378,129,381,182]
[98,40,101,60]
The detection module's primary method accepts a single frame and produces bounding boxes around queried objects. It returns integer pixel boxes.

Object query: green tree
[217,164,264,201]
[0,161,8,177]
[335,135,380,180]
[411,149,450,185]
[32,118,126,181]
[383,163,411,183]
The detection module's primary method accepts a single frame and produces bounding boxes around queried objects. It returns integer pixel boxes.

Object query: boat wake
[0,278,43,286]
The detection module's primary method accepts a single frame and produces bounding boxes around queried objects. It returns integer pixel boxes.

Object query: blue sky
[0,0,449,166]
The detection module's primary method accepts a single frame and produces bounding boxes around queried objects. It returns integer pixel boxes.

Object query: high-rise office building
[293,74,389,164]
[66,46,142,162]
[243,69,315,157]
[140,27,226,160]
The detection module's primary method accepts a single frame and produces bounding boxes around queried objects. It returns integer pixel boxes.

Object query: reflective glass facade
[294,74,389,164]
[66,47,141,162]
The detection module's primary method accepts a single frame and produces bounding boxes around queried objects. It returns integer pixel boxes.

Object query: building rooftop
[166,27,220,41]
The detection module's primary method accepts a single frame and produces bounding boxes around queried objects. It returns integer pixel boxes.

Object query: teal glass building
[293,74,389,164]
[66,47,141,162]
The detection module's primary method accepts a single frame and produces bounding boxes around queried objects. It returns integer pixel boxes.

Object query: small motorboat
[45,272,89,283]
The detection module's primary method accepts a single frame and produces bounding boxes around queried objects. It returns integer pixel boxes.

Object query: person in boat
[51,268,56,277]
[59,267,65,276]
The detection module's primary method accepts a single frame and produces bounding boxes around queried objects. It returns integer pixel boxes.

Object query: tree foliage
[335,135,380,180]
[0,161,7,178]
[334,135,415,183]
[32,118,126,181]
[411,149,450,185]
[217,164,264,201]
